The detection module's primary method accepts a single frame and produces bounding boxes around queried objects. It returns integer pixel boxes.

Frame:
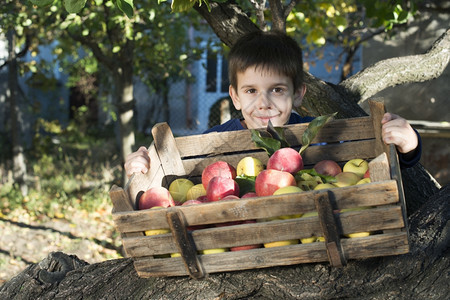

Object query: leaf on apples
[250,120,290,156]
[250,129,282,157]
[295,169,336,184]
[235,175,256,196]
[299,112,337,155]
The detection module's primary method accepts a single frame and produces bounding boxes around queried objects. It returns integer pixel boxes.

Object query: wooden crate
[110,100,409,279]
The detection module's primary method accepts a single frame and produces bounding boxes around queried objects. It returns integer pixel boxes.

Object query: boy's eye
[272,87,284,93]
[246,88,257,94]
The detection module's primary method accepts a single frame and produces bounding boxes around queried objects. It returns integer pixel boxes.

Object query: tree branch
[339,28,450,104]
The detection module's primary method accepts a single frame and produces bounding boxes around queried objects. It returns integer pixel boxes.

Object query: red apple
[313,160,342,176]
[266,148,303,174]
[255,169,297,197]
[182,199,205,206]
[202,161,237,190]
[364,169,370,178]
[221,195,241,200]
[138,186,175,210]
[241,192,258,198]
[206,176,240,202]
[196,195,209,202]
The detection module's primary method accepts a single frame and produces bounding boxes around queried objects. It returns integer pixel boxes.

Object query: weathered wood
[166,208,205,279]
[113,181,399,232]
[368,152,391,182]
[121,205,404,258]
[314,191,346,267]
[369,99,390,159]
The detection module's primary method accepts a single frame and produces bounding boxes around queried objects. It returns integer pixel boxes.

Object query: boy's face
[229,66,305,129]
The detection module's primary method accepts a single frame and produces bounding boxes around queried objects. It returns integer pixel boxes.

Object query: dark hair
[228,30,304,91]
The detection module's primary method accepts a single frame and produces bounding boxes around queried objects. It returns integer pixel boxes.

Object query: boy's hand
[124,146,151,178]
[381,113,418,154]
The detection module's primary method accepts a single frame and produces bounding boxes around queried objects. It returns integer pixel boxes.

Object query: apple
[202,161,237,190]
[200,248,228,254]
[236,156,264,177]
[255,169,297,197]
[343,159,369,178]
[267,147,303,174]
[186,183,207,201]
[314,183,337,190]
[264,239,299,248]
[363,169,370,178]
[138,186,176,210]
[169,178,194,203]
[144,206,171,236]
[206,176,240,202]
[313,160,342,176]
[196,195,209,202]
[221,195,240,200]
[299,211,325,243]
[241,192,258,198]
[182,199,208,231]
[356,178,371,185]
[341,207,372,238]
[333,172,360,187]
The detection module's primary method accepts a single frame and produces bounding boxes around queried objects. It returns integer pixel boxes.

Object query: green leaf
[299,112,337,155]
[295,169,336,184]
[116,0,134,18]
[63,0,87,14]
[267,120,290,148]
[235,175,256,196]
[29,0,55,6]
[171,0,196,13]
[250,129,281,157]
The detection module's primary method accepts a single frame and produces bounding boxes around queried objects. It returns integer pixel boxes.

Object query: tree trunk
[7,29,28,196]
[1,184,448,299]
[113,63,136,185]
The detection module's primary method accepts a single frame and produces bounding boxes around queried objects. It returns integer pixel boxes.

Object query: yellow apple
[264,239,299,248]
[170,252,181,258]
[272,186,303,218]
[169,178,194,203]
[186,183,207,200]
[236,156,265,177]
[333,172,360,187]
[356,178,371,185]
[341,206,372,238]
[144,206,171,236]
[299,211,324,243]
[314,183,337,190]
[200,248,228,254]
[343,159,369,178]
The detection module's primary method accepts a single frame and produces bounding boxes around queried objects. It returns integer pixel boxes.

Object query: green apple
[314,183,337,190]
[333,172,360,187]
[236,156,265,177]
[186,183,206,201]
[169,178,195,203]
[343,159,369,178]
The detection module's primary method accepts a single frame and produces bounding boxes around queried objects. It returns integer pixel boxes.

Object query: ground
[0,205,123,285]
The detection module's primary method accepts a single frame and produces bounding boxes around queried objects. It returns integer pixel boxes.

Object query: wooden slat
[368,152,391,182]
[315,191,346,267]
[113,180,398,233]
[132,231,408,277]
[122,205,404,257]
[368,99,390,158]
[152,123,186,177]
[174,117,375,158]
[180,139,378,178]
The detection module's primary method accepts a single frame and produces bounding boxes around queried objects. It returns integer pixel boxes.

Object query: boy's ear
[293,84,307,107]
[229,85,242,110]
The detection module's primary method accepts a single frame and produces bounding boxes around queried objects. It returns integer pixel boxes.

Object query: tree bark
[1,184,448,299]
[7,29,28,196]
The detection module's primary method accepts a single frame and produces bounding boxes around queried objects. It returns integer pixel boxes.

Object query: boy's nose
[257,92,272,109]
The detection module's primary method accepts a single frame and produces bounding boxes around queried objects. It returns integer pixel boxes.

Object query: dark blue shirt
[203,112,421,169]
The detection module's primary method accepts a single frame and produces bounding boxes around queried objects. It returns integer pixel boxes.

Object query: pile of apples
[138,146,373,254]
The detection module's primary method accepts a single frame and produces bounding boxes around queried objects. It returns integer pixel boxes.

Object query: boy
[125,31,421,178]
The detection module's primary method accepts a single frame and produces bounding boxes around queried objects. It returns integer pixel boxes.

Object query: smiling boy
[125,31,421,178]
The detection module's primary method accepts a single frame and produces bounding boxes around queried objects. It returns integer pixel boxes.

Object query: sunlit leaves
[171,0,210,13]
[63,0,87,13]
[116,0,134,18]
[29,0,55,6]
